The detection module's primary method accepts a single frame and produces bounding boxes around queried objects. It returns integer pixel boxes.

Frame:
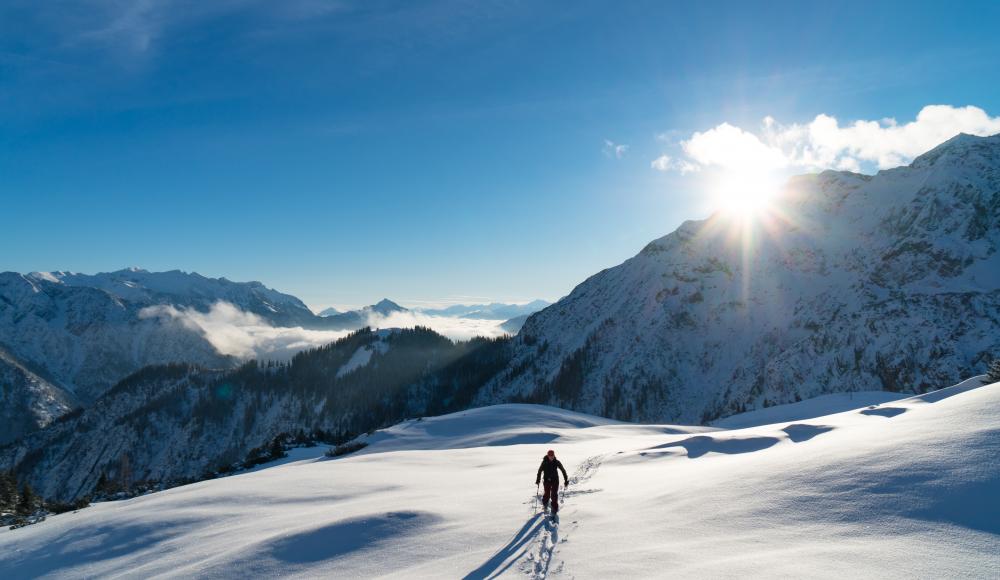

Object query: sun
[711,170,783,217]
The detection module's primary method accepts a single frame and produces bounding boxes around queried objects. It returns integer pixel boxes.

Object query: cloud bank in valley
[141,301,511,360]
[654,105,1000,174]
[140,302,354,359]
[364,311,510,342]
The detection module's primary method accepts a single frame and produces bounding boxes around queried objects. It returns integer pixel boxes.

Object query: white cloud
[682,123,788,172]
[365,311,510,341]
[650,154,699,174]
[650,154,672,171]
[660,105,1000,174]
[141,301,510,360]
[141,302,353,359]
[603,139,629,159]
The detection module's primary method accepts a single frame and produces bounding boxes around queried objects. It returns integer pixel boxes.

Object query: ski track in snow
[516,455,605,579]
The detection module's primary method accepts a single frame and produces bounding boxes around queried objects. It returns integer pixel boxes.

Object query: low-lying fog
[141,301,511,360]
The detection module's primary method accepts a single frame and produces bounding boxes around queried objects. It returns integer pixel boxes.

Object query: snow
[336,345,374,378]
[479,133,1000,424]
[711,390,907,428]
[1,378,997,578]
[336,338,390,378]
[27,271,63,284]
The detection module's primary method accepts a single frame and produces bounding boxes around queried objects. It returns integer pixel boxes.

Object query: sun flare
[712,170,783,217]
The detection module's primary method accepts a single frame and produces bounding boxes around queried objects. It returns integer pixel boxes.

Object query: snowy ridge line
[478,133,1000,426]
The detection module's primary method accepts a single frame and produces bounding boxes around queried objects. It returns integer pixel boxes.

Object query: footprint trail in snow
[518,454,605,579]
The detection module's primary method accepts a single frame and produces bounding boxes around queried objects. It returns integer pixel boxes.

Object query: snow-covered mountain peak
[909,131,1000,169]
[480,134,1000,424]
[368,298,406,314]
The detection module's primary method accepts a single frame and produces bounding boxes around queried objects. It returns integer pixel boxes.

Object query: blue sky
[2,1,999,309]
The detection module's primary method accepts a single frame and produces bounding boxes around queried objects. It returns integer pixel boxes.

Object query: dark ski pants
[542,480,560,513]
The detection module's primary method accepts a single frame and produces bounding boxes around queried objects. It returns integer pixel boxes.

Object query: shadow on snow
[463,513,547,580]
[268,511,439,564]
[649,435,781,458]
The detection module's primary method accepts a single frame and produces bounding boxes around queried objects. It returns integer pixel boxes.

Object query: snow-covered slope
[500,314,531,334]
[478,133,1000,423]
[0,268,380,441]
[0,272,233,402]
[1,377,995,578]
[0,348,76,445]
[30,268,319,328]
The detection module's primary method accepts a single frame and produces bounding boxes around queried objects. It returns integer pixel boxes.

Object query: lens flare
[711,170,783,217]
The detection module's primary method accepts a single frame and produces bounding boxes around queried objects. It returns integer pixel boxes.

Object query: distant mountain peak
[370,299,406,314]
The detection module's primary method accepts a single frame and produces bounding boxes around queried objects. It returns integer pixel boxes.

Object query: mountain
[317,307,342,317]
[34,268,321,328]
[0,271,235,403]
[0,327,512,501]
[319,298,408,329]
[419,299,551,320]
[0,348,76,445]
[5,133,997,509]
[2,377,996,577]
[369,298,406,315]
[476,133,1000,423]
[0,268,358,442]
[500,314,530,334]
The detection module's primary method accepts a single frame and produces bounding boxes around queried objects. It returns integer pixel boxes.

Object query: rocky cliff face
[477,133,1000,423]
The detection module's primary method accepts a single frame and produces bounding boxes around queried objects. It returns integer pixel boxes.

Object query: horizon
[3,1,1000,306]
[11,265,556,312]
[8,130,999,312]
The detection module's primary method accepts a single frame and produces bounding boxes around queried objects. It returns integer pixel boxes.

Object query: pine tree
[0,471,17,512]
[987,358,1000,383]
[95,472,112,496]
[119,453,132,494]
[16,483,36,516]
[268,438,286,460]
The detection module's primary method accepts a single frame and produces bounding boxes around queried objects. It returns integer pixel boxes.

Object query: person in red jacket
[535,449,569,515]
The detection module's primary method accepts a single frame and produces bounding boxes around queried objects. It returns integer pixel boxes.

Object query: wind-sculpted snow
[478,133,1000,424]
[0,377,996,578]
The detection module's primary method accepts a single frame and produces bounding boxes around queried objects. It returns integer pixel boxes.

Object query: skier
[535,449,569,518]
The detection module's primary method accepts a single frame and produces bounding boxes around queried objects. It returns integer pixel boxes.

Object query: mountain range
[417,300,552,320]
[0,268,525,443]
[0,327,512,500]
[1,133,998,502]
